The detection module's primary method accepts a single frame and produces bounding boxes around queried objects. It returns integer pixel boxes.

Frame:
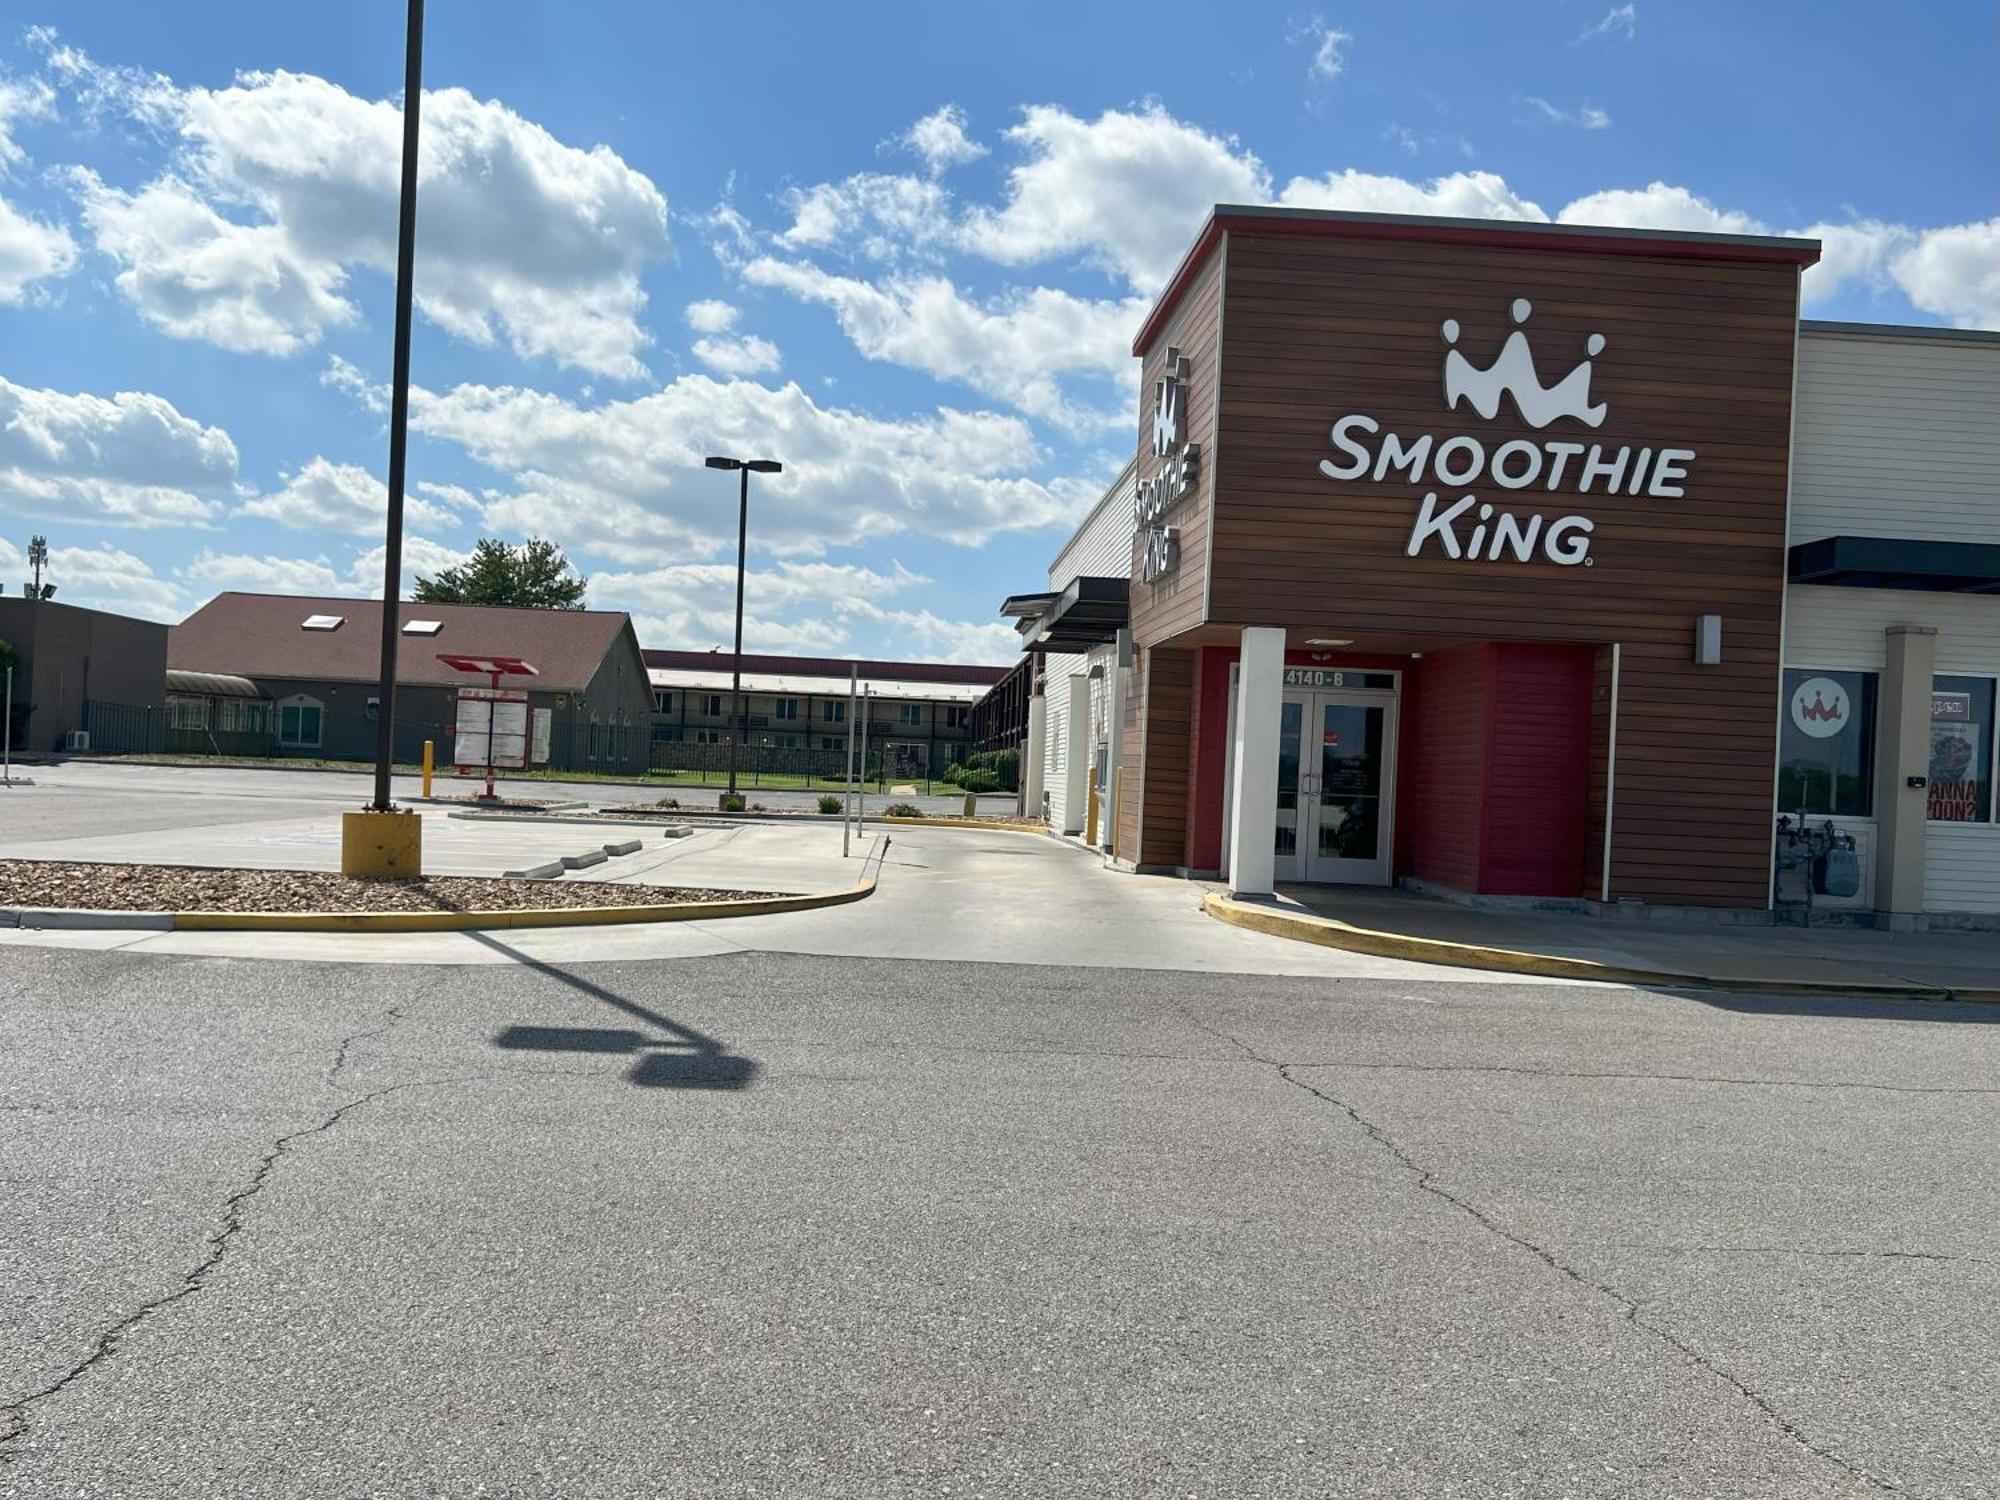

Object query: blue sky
[0,0,1993,660]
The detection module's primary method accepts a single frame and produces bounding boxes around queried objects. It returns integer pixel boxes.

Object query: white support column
[1102,630,1131,856]
[1226,625,1286,899]
[1024,691,1048,823]
[1874,624,1936,930]
[1063,674,1091,833]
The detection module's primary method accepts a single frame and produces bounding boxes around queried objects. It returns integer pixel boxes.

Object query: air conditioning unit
[65,729,90,751]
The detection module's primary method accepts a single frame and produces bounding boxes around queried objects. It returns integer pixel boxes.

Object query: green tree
[413,537,587,609]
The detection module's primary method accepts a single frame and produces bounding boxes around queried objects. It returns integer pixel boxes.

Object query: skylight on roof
[402,619,443,636]
[301,614,344,631]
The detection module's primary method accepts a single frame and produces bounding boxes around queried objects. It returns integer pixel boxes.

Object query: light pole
[369,0,424,815]
[703,455,781,804]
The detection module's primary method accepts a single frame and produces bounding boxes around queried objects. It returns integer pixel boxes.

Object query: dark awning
[1789,535,2000,594]
[999,591,1060,618]
[1021,575,1130,653]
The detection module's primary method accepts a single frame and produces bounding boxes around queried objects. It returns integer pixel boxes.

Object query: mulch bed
[0,860,767,914]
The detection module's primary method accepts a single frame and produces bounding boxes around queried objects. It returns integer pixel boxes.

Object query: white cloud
[684,298,739,333]
[691,332,782,376]
[0,194,76,303]
[593,556,1011,661]
[1525,97,1611,130]
[180,548,340,595]
[960,105,1268,293]
[0,375,236,527]
[36,543,183,620]
[1295,20,1352,83]
[743,256,1139,431]
[0,72,55,169]
[350,534,469,596]
[70,170,354,354]
[0,71,76,301]
[833,598,1021,665]
[1384,124,1419,155]
[1577,4,1637,43]
[1280,168,1548,220]
[400,373,1085,565]
[897,105,987,174]
[50,47,671,377]
[238,455,458,535]
[1892,219,2000,329]
[1558,183,1925,309]
[320,354,386,413]
[776,172,956,262]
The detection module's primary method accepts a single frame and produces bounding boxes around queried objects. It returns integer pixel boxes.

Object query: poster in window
[1928,692,1979,821]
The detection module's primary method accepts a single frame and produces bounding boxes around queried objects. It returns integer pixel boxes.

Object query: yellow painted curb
[174,878,875,934]
[1200,893,1960,1000]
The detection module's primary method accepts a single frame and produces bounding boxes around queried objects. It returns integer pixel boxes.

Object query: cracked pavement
[3,944,1998,1498]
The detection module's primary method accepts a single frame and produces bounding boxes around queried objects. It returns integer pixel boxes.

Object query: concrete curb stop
[558,849,608,871]
[502,862,567,881]
[602,839,644,856]
[1200,891,1973,1002]
[1,906,174,931]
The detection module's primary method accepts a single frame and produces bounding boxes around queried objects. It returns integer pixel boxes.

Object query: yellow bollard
[421,739,434,799]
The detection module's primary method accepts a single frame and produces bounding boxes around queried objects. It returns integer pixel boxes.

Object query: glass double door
[1274,690,1397,885]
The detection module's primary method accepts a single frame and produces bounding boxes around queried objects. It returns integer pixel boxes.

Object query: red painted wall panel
[1402,646,1489,892]
[1187,648,1233,872]
[1479,645,1594,896]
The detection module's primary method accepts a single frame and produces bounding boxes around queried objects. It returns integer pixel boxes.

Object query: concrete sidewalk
[1211,885,1998,998]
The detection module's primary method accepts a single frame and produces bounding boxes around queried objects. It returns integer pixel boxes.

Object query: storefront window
[1777,669,1875,817]
[1929,676,1995,823]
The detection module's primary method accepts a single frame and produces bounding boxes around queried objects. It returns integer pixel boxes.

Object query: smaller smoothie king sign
[1316,298,1697,566]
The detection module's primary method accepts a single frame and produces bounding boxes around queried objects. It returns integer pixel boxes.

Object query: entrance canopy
[1789,535,2000,593]
[1005,576,1130,654]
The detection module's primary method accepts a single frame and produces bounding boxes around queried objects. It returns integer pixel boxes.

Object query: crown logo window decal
[1316,297,1698,568]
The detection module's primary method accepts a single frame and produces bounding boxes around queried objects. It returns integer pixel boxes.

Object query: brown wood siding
[1129,240,1225,651]
[1206,231,1799,907]
[1135,647,1195,868]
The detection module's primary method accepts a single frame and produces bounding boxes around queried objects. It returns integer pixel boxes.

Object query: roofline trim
[1801,319,2000,346]
[1133,204,1824,356]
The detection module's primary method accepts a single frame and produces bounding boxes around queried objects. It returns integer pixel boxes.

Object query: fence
[83,700,167,754]
[646,735,943,792]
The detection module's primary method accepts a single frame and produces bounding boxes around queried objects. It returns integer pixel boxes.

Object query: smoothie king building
[999,206,1998,928]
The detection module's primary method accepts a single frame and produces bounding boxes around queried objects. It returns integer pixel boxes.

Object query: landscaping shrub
[719,792,746,812]
[966,748,1019,791]
[817,794,842,814]
[883,802,923,818]
[940,761,968,785]
[953,768,1001,793]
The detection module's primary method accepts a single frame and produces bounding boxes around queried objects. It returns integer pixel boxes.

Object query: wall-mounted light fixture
[1694,614,1723,666]
[1304,638,1353,647]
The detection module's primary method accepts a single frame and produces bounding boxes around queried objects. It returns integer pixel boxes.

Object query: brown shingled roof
[170,594,632,692]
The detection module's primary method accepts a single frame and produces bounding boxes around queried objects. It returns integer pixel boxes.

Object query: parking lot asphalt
[4,941,1997,1499]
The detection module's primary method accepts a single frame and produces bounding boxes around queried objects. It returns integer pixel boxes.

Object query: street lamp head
[744,459,783,474]
[704,455,742,470]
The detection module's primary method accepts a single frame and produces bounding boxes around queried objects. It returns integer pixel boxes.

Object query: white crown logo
[1441,298,1608,429]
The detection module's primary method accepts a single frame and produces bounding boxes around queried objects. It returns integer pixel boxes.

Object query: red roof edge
[1131,205,1823,356]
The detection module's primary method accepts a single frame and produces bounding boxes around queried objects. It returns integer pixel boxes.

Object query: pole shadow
[470,930,762,1090]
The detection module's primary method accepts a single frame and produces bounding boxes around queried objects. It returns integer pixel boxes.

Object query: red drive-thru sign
[437,654,539,801]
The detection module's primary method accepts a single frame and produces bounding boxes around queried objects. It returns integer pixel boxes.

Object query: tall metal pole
[842,662,857,855]
[727,464,749,800]
[3,664,12,784]
[856,686,870,832]
[369,0,425,813]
